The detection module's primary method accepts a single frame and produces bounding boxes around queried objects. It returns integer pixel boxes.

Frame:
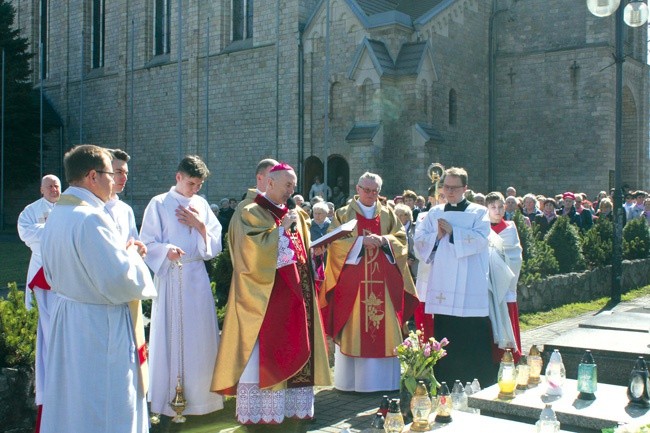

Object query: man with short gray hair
[320,171,418,392]
[17,174,61,414]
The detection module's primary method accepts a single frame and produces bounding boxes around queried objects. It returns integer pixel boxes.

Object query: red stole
[28,267,51,291]
[326,213,406,358]
[490,219,508,235]
[255,195,314,389]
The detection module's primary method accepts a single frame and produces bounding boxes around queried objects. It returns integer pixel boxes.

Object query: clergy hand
[167,246,186,261]
[281,210,298,231]
[176,205,201,229]
[126,238,147,258]
[362,234,384,249]
[437,219,452,239]
[312,245,326,256]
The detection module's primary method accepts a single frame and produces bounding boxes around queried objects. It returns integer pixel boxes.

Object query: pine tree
[545,216,586,273]
[0,0,41,184]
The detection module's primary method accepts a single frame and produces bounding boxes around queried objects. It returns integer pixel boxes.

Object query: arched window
[362,78,374,119]
[448,88,457,126]
[232,0,253,41]
[330,81,342,121]
[421,79,428,118]
[39,0,49,78]
[153,0,171,55]
[91,0,105,68]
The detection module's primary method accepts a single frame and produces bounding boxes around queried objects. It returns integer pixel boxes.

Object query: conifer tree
[0,0,41,184]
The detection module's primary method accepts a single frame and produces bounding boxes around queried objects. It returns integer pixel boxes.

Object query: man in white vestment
[140,155,224,420]
[485,191,523,363]
[17,174,61,412]
[105,149,151,402]
[105,149,138,241]
[414,167,497,386]
[40,145,156,433]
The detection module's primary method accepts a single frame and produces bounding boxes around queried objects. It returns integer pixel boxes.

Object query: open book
[310,219,357,249]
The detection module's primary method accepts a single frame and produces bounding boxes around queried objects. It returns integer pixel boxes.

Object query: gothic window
[153,0,171,56]
[91,0,105,68]
[39,0,48,78]
[362,78,374,119]
[448,88,457,126]
[421,79,429,118]
[232,0,253,41]
[330,81,342,122]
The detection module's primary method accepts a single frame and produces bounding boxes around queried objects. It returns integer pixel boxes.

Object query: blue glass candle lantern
[577,350,597,400]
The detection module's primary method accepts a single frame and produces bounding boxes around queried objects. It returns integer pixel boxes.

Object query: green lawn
[0,240,31,288]
[519,284,650,331]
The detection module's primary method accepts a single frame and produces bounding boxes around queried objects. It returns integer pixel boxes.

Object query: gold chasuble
[320,198,418,358]
[211,194,331,395]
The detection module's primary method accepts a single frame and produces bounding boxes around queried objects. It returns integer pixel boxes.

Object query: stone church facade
[8,0,649,219]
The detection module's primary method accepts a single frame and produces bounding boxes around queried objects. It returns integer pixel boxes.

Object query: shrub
[623,218,650,260]
[544,216,586,273]
[581,219,613,268]
[513,211,534,261]
[209,238,233,309]
[0,283,37,368]
[519,239,560,286]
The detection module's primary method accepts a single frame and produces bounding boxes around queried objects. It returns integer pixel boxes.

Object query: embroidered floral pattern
[277,231,297,268]
[236,383,314,424]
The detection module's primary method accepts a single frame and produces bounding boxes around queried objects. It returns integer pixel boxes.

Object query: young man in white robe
[140,155,224,421]
[414,167,497,386]
[105,149,151,402]
[17,174,61,417]
[485,192,523,363]
[40,144,156,433]
[105,149,138,241]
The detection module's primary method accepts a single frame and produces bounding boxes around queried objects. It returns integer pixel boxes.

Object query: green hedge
[0,283,37,368]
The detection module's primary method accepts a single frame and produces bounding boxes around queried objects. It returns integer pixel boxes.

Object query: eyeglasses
[358,185,380,195]
[96,170,115,178]
[442,184,464,191]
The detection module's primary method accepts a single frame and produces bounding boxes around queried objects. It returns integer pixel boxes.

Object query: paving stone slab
[627,306,650,314]
[579,311,650,333]
[544,328,650,386]
[468,377,650,432]
[401,410,573,432]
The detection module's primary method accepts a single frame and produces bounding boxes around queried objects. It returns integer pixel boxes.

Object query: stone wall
[518,258,650,313]
[0,367,35,433]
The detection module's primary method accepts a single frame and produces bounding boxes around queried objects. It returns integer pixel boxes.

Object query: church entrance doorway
[327,155,350,200]
[303,156,323,197]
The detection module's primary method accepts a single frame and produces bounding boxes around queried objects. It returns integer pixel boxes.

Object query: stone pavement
[298,294,650,433]
[150,295,650,432]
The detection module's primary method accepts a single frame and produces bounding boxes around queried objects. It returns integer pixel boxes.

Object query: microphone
[286,197,297,233]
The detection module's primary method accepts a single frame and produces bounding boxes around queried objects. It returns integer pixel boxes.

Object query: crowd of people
[17,148,650,432]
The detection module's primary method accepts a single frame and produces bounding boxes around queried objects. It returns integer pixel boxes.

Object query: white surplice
[105,196,139,241]
[414,210,431,301]
[413,203,490,317]
[487,222,523,349]
[140,187,224,417]
[17,197,57,405]
[17,197,55,308]
[40,186,156,433]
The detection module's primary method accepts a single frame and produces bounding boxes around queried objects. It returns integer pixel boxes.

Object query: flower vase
[399,377,433,422]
